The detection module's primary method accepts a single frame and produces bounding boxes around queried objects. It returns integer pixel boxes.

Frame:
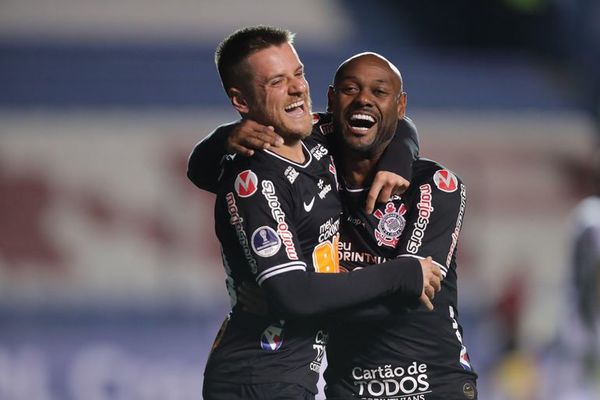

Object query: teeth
[285,100,304,111]
[350,113,375,123]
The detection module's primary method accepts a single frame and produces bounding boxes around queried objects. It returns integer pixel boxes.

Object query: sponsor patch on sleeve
[251,226,281,257]
[235,169,258,197]
[433,169,458,193]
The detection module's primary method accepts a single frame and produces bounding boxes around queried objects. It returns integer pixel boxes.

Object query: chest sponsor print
[351,361,431,399]
[284,166,299,184]
[374,202,407,248]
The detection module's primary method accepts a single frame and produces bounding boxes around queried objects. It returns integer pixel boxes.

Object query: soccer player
[200,51,478,399]
[323,53,477,400]
[190,26,442,400]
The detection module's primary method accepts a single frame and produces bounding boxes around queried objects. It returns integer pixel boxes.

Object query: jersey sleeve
[187,121,239,193]
[221,168,425,318]
[376,116,420,182]
[264,257,423,319]
[396,168,467,278]
[220,169,308,286]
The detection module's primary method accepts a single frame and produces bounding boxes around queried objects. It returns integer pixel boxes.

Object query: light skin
[227,42,312,163]
[222,50,442,310]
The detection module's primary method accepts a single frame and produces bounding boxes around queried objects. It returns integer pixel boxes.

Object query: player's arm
[323,170,465,321]
[263,257,428,319]
[397,166,467,286]
[186,120,283,193]
[228,173,427,319]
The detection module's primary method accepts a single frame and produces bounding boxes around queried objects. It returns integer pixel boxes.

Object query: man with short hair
[197,50,478,399]
[191,26,441,400]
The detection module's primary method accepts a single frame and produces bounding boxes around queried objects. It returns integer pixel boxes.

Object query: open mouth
[347,113,376,133]
[284,100,306,117]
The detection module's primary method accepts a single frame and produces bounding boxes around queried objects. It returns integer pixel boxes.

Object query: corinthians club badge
[374,202,407,248]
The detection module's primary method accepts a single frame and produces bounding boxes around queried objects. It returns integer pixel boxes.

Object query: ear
[228,87,249,114]
[326,85,335,113]
[397,92,407,119]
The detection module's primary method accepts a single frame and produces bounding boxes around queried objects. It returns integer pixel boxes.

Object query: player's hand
[365,171,410,214]
[238,281,269,316]
[418,256,442,311]
[226,120,284,156]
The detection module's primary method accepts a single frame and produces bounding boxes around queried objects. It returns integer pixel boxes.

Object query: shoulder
[412,158,465,191]
[408,159,466,216]
[220,152,289,191]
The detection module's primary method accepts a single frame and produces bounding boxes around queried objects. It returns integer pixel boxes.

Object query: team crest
[260,321,285,351]
[235,170,258,197]
[374,202,407,248]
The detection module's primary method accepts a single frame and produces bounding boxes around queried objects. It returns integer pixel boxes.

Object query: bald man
[321,52,477,400]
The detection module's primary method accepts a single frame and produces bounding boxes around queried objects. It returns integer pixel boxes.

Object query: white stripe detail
[257,261,307,285]
[398,254,448,278]
[263,142,313,168]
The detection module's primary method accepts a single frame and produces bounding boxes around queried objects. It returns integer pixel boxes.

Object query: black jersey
[205,137,342,394]
[325,159,477,400]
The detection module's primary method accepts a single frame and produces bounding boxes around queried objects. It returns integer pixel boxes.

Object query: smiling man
[195,49,478,399]
[195,26,441,400]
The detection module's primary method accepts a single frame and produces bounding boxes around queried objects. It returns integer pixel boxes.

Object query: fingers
[377,184,394,206]
[260,126,285,148]
[229,142,255,157]
[365,172,410,214]
[226,121,284,156]
[365,189,380,215]
[395,176,410,195]
[419,292,434,311]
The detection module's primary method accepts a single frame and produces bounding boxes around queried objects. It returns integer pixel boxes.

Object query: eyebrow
[338,76,391,85]
[264,65,304,82]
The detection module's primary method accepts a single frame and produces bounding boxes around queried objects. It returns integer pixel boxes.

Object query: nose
[354,89,373,107]
[289,76,307,95]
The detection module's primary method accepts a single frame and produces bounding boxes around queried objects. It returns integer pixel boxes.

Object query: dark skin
[327,52,407,188]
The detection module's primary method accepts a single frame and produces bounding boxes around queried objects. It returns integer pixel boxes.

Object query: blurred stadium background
[1,1,599,399]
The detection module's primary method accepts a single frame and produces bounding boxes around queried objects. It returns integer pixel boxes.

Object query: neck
[269,139,305,163]
[341,152,382,188]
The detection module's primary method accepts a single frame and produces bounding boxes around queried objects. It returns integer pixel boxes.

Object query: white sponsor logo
[303,197,315,212]
[261,180,298,260]
[310,330,328,372]
[351,362,431,398]
[406,184,434,254]
[284,166,299,184]
[317,179,332,199]
[310,144,329,160]
[318,218,339,242]
[225,192,257,274]
[338,241,387,265]
[446,184,466,267]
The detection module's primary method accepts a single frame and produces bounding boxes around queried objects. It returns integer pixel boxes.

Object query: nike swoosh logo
[303,197,315,212]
